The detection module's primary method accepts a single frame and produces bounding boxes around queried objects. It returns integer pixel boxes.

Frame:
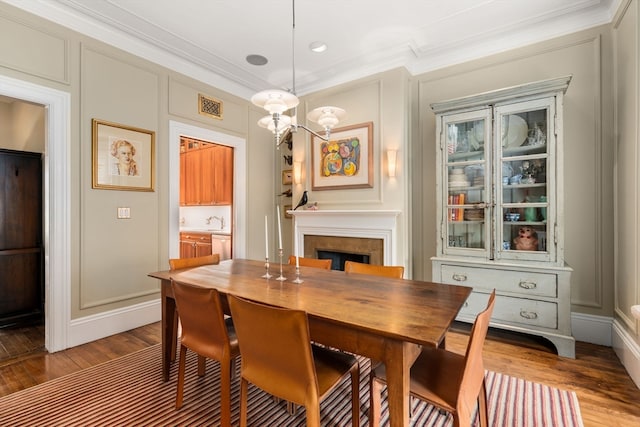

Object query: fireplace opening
[303,234,383,270]
[317,250,370,271]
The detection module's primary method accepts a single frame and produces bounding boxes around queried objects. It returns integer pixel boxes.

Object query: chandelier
[251,0,346,148]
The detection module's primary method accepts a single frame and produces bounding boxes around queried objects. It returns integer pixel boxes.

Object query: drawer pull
[519,310,538,320]
[452,273,468,282]
[519,281,537,290]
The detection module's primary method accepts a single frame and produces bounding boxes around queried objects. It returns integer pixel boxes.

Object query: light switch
[117,207,131,219]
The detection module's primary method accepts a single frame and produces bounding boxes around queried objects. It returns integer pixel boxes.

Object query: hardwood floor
[0,321,638,426]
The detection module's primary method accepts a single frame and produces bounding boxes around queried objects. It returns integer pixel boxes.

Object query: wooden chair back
[169,253,220,270]
[344,260,404,279]
[457,290,496,424]
[228,294,360,427]
[288,255,332,270]
[171,280,239,426]
[369,290,495,427]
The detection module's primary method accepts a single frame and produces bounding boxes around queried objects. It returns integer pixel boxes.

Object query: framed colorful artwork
[92,119,155,191]
[311,121,373,191]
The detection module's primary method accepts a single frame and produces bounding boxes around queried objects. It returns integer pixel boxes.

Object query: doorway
[0,74,72,354]
[168,121,247,260]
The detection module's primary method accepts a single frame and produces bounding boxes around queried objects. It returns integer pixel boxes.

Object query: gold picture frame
[311,122,373,191]
[92,119,155,191]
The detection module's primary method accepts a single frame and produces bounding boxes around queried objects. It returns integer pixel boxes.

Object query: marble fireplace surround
[290,210,401,266]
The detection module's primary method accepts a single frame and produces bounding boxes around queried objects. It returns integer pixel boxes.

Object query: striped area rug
[0,344,583,426]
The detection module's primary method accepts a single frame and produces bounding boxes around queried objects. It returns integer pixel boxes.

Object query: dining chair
[369,290,496,427]
[227,294,361,427]
[344,260,404,279]
[171,280,240,427]
[288,255,332,270]
[169,253,220,270]
[168,253,221,363]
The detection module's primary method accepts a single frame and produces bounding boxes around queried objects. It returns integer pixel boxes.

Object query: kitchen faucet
[206,216,225,230]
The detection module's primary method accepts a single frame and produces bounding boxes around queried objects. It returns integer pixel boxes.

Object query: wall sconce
[387,150,397,177]
[293,161,302,184]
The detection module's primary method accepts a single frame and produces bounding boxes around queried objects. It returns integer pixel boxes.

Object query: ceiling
[4,0,619,100]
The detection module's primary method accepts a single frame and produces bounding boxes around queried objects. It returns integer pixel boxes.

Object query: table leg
[161,280,176,382]
[382,340,421,427]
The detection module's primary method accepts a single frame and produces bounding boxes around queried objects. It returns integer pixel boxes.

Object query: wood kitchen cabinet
[179,232,213,259]
[180,138,233,206]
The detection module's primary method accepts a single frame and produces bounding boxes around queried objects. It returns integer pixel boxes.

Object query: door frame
[0,74,71,352]
[169,121,247,259]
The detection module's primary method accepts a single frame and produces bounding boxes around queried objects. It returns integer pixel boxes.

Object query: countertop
[179,227,231,236]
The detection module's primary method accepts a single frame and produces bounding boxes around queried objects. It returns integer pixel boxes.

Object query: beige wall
[0,99,45,152]
[297,67,412,270]
[0,1,273,321]
[413,25,616,317]
[613,0,640,343]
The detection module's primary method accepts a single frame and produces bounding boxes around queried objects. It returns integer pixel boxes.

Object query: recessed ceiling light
[309,41,327,53]
[246,54,268,66]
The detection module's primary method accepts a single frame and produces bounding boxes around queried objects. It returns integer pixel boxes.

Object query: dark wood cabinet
[0,149,43,327]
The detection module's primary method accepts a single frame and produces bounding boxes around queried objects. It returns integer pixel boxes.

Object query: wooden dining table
[149,258,471,427]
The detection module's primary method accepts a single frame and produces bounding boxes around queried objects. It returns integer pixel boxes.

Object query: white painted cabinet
[431,76,575,358]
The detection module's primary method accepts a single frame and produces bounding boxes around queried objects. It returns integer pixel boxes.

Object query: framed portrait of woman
[92,119,155,191]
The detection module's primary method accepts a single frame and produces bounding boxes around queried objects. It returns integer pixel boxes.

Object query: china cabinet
[431,76,575,357]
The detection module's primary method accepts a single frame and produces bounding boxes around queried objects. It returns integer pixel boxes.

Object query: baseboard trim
[68,300,161,348]
[571,312,612,346]
[612,319,640,388]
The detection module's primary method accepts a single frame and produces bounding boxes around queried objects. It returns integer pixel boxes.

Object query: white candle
[264,215,269,258]
[294,221,299,268]
[277,205,283,250]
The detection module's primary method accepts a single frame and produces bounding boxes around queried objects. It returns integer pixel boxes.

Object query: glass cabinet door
[495,97,556,263]
[441,109,492,258]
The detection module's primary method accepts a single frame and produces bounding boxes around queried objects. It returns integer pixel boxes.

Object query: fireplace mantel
[290,210,401,266]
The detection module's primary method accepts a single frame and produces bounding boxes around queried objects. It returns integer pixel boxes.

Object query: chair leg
[231,357,237,380]
[239,378,249,427]
[306,403,321,427]
[197,355,206,376]
[220,358,232,427]
[170,315,179,362]
[350,364,360,427]
[368,376,383,427]
[286,401,297,415]
[478,378,489,427]
[175,345,188,409]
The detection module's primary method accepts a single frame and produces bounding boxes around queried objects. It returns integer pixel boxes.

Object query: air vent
[198,94,223,120]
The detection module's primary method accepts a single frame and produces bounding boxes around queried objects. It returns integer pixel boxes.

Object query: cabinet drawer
[460,292,557,329]
[440,264,556,298]
[180,233,212,243]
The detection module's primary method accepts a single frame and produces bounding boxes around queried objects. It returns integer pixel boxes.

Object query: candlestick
[261,257,272,279]
[292,265,303,284]
[277,205,283,250]
[276,248,286,281]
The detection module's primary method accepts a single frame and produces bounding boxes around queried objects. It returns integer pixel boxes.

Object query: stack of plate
[448,168,470,188]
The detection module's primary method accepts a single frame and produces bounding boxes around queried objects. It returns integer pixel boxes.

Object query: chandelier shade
[258,113,292,134]
[307,106,346,132]
[251,89,299,115]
